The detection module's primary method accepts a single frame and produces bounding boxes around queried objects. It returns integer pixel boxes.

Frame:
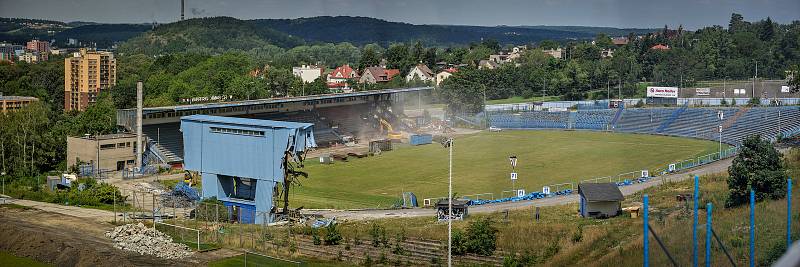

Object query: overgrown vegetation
[726,135,786,207]
[5,176,126,208]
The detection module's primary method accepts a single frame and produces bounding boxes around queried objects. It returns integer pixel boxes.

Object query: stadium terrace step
[485,106,800,147]
[655,103,688,133]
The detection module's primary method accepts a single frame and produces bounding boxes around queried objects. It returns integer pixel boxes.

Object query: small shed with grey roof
[578,183,624,218]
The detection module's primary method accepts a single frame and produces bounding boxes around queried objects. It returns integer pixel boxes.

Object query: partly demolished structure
[181,115,316,224]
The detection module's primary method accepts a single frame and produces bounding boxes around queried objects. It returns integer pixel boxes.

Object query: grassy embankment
[327,148,800,266]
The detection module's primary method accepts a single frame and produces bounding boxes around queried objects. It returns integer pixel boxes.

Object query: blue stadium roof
[181,115,314,130]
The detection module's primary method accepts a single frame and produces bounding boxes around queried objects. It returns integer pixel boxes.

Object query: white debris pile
[133,182,166,194]
[105,223,194,259]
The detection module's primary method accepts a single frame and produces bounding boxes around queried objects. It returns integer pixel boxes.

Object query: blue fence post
[789,178,793,251]
[644,194,649,267]
[706,203,712,267]
[750,190,755,267]
[693,175,699,267]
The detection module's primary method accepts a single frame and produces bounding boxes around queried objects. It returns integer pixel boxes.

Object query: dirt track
[0,206,237,267]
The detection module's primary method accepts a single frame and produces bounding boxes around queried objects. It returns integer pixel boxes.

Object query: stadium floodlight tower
[181,115,315,224]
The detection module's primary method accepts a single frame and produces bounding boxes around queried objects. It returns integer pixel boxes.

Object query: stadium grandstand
[117,87,432,167]
[489,105,800,147]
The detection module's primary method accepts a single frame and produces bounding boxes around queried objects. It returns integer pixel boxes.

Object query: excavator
[379,118,404,140]
[183,170,199,187]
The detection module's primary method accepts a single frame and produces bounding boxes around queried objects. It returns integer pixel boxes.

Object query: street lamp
[509,155,518,195]
[1,171,5,196]
[441,138,454,267]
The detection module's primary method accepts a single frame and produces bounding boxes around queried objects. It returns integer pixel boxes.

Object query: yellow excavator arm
[379,118,403,139]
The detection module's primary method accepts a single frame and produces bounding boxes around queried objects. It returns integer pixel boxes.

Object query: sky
[1,0,798,29]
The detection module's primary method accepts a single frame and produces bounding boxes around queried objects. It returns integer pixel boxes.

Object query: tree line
[439,14,800,113]
[1,13,798,177]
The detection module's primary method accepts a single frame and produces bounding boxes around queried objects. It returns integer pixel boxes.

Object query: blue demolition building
[181,115,316,224]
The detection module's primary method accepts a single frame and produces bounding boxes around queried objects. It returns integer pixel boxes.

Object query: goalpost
[154,221,201,251]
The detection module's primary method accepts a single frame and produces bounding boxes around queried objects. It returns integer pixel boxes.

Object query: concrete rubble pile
[105,223,194,259]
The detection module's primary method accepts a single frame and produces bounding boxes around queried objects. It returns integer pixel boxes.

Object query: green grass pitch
[291,130,726,209]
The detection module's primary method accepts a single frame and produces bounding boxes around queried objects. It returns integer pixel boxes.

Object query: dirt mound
[0,222,143,266]
[0,208,182,267]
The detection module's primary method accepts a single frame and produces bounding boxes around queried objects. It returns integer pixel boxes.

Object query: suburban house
[488,46,526,65]
[542,48,563,59]
[327,64,360,91]
[601,48,614,58]
[478,59,499,70]
[612,37,629,46]
[578,183,624,218]
[650,44,671,51]
[292,65,324,83]
[405,64,435,82]
[435,68,458,86]
[359,67,400,84]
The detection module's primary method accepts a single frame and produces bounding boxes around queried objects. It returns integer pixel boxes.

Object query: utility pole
[136,81,143,171]
[607,79,610,100]
[482,84,487,128]
[753,61,758,99]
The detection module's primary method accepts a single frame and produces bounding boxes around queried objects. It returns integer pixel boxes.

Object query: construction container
[369,139,393,153]
[409,134,433,146]
[319,154,333,164]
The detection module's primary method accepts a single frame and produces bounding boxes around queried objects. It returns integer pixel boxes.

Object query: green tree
[726,135,786,207]
[788,65,800,93]
[538,40,560,50]
[306,77,330,95]
[359,46,380,69]
[437,68,486,113]
[70,93,118,136]
[386,43,411,71]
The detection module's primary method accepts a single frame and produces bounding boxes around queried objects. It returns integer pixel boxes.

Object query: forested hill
[254,16,656,45]
[117,17,305,55]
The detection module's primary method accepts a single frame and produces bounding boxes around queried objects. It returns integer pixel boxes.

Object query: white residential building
[405,64,435,82]
[292,65,324,83]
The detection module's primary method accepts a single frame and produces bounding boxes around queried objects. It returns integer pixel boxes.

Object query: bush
[451,230,468,255]
[748,97,760,106]
[312,229,322,245]
[369,223,382,247]
[634,99,645,108]
[363,253,373,267]
[464,218,499,256]
[726,135,786,207]
[571,225,583,243]
[324,223,342,245]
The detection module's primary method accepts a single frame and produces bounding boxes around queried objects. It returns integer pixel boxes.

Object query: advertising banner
[647,87,679,98]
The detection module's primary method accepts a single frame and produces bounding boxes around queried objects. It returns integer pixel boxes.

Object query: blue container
[223,201,257,224]
[409,134,433,146]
